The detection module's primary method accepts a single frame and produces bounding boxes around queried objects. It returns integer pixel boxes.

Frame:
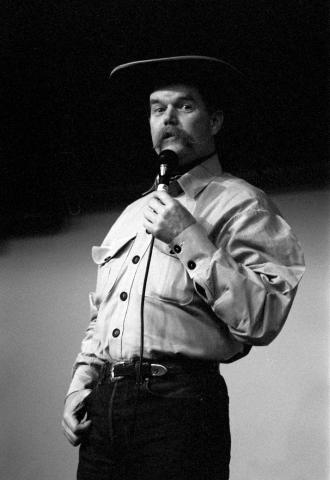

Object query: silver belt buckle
[150,363,168,377]
[110,361,125,382]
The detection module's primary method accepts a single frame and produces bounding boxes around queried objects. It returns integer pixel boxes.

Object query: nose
[163,105,178,125]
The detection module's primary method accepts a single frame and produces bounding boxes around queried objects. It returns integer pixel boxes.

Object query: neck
[176,150,217,175]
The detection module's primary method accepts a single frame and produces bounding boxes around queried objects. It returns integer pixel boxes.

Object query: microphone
[157,150,179,191]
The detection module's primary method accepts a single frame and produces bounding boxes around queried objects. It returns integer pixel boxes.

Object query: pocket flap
[92,235,136,266]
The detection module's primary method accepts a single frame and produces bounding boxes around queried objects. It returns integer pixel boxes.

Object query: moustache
[153,127,194,150]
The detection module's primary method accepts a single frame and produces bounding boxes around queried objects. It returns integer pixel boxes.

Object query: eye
[180,103,194,112]
[151,105,166,116]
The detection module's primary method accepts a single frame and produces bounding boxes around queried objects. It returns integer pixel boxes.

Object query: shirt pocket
[139,244,194,306]
[92,235,135,298]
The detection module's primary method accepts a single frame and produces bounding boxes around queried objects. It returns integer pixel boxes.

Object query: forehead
[149,84,203,103]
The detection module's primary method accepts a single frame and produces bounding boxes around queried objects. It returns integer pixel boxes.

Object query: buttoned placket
[108,230,153,359]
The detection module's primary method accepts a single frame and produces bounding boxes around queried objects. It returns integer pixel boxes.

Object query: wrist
[168,222,217,272]
[166,218,196,245]
[64,388,92,405]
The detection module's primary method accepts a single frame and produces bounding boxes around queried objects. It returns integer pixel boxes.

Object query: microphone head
[158,150,179,170]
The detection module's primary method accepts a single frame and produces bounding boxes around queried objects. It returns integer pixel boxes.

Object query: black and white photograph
[1,1,328,479]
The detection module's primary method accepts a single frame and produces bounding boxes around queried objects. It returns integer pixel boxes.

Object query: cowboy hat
[107,55,265,178]
[109,55,246,113]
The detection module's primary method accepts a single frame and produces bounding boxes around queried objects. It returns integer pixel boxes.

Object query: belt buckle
[110,361,126,382]
[150,363,168,377]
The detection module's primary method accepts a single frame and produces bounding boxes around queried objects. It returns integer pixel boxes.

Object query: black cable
[132,150,178,436]
[130,234,155,442]
[136,235,155,384]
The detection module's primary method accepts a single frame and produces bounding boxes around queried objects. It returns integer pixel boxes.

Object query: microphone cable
[131,151,178,441]
[136,234,155,385]
[136,150,179,386]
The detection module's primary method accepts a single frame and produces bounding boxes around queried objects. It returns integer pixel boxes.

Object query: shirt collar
[178,153,222,198]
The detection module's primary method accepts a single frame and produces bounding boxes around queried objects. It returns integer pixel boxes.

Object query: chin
[161,143,191,158]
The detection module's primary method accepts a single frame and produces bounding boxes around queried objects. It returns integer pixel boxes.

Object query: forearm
[66,359,102,398]
[169,220,304,345]
[67,292,104,397]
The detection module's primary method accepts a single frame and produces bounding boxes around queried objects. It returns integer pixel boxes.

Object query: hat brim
[109,55,245,110]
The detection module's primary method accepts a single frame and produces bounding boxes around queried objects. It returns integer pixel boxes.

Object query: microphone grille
[158,150,179,170]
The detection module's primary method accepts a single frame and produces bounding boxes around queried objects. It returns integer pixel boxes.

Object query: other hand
[143,190,195,244]
[62,389,92,446]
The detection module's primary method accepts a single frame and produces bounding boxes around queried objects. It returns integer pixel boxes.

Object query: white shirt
[67,154,305,395]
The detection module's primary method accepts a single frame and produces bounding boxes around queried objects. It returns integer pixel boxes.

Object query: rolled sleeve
[169,205,305,346]
[66,292,105,397]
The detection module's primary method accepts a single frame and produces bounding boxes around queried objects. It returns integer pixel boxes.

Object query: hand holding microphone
[143,150,196,244]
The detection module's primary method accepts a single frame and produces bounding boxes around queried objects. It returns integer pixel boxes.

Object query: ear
[210,110,224,136]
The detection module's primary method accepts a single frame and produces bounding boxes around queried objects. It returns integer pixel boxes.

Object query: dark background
[2,0,328,236]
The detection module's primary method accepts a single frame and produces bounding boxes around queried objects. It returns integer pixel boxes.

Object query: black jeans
[77,369,230,480]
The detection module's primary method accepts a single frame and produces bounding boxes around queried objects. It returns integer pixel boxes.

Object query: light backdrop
[0,188,328,480]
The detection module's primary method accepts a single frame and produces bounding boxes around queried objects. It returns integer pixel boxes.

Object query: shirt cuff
[168,222,217,278]
[66,364,99,398]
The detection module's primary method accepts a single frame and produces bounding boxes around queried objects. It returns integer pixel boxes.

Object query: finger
[62,417,79,445]
[62,411,79,433]
[148,197,165,213]
[152,190,173,205]
[62,423,81,446]
[63,410,90,434]
[143,219,155,235]
[62,416,91,433]
[143,208,157,223]
[63,427,85,447]
[62,418,92,446]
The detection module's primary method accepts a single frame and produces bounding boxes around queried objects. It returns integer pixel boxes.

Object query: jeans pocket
[83,386,97,407]
[145,375,204,400]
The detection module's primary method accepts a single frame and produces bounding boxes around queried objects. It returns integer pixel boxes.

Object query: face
[149,84,223,167]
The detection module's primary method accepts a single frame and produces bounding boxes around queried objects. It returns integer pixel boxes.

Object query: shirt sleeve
[66,291,105,397]
[169,201,305,346]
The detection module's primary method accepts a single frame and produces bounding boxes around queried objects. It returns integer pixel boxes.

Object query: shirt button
[132,255,140,264]
[187,260,196,270]
[173,245,181,254]
[120,291,128,301]
[112,328,120,338]
[169,249,175,255]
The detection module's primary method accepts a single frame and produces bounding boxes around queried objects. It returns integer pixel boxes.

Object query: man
[62,56,305,479]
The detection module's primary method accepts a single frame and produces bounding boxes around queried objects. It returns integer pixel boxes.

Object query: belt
[99,357,219,383]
